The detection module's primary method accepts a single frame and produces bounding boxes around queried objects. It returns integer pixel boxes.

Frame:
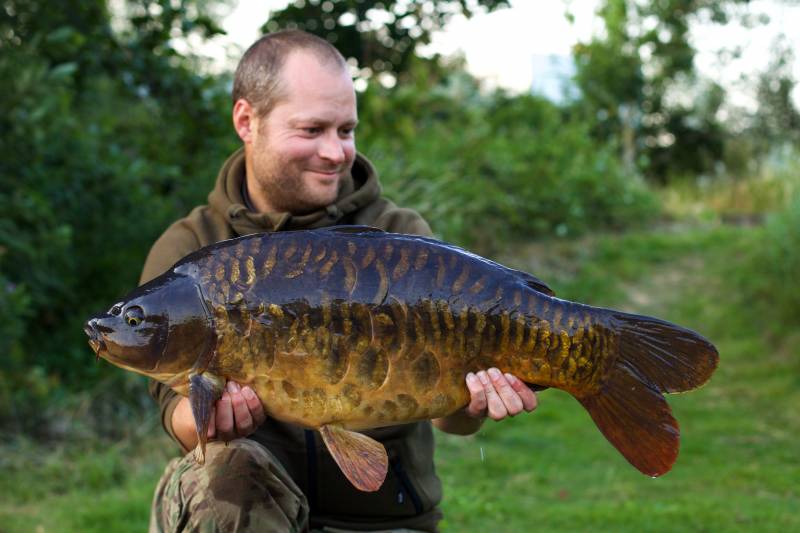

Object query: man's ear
[233,99,255,143]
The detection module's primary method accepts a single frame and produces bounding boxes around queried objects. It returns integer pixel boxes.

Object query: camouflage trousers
[149,439,429,533]
[149,439,308,532]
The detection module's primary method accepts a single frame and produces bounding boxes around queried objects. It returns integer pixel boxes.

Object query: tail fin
[577,311,718,477]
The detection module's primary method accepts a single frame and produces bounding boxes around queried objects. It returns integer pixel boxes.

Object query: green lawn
[2,222,797,532]
[438,223,800,531]
[0,427,173,532]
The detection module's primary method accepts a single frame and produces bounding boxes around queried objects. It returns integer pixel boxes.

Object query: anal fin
[188,373,224,464]
[319,424,388,492]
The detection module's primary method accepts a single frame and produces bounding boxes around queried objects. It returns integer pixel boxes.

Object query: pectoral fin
[319,424,388,492]
[188,372,224,464]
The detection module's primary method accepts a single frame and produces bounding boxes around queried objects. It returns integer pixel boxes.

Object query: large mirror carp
[85,226,718,491]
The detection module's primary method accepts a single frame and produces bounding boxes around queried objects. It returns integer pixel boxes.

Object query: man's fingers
[488,368,524,416]
[207,407,216,438]
[505,373,539,412]
[478,371,508,420]
[242,386,266,427]
[465,372,488,418]
[215,391,235,442]
[228,382,254,436]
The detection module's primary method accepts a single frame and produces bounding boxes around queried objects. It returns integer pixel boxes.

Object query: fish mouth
[84,320,107,360]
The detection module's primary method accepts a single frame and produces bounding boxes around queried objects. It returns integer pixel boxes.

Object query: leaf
[49,63,78,80]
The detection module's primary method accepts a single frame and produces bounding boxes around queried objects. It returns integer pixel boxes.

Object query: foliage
[659,145,800,223]
[263,0,510,79]
[0,0,238,434]
[751,37,800,151]
[571,0,750,181]
[357,62,659,250]
[734,173,800,332]
[754,197,800,328]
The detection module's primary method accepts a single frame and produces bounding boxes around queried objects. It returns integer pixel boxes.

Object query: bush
[0,17,236,434]
[742,195,800,331]
[357,70,659,250]
[731,150,800,332]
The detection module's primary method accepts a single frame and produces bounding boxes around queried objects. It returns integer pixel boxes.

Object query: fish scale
[86,225,719,491]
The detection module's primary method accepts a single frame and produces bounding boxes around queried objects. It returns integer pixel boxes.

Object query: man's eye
[303,127,322,134]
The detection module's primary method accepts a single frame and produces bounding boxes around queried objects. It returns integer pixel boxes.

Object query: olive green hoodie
[141,148,442,531]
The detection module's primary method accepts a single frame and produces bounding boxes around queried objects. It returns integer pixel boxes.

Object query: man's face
[245,51,358,214]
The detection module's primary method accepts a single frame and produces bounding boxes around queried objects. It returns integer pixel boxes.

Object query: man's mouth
[310,169,340,178]
[310,162,345,173]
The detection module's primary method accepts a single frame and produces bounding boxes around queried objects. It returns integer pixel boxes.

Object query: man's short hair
[233,30,347,117]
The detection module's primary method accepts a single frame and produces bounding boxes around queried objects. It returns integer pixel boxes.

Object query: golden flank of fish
[85,226,719,491]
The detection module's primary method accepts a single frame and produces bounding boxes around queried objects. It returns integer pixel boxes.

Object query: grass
[0,417,174,533]
[437,223,799,531]
[657,154,799,225]
[1,222,797,532]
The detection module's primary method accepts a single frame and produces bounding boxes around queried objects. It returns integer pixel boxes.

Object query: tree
[571,0,751,181]
[752,36,800,150]
[263,0,509,80]
[0,0,238,433]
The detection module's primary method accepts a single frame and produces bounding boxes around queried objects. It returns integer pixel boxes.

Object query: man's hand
[171,380,266,451]
[207,381,267,442]
[464,368,538,420]
[433,368,538,435]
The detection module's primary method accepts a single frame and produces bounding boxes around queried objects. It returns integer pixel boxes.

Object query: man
[143,30,538,532]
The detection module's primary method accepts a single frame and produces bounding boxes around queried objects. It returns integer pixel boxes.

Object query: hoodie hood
[208,148,383,236]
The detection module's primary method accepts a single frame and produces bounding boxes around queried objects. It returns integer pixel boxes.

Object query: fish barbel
[84,226,718,491]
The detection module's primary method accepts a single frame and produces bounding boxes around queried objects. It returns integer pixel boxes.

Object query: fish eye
[124,306,145,327]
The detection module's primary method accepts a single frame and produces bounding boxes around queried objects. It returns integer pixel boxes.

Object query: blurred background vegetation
[1,0,798,530]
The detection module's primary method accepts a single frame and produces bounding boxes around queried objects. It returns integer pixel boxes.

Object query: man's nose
[318,133,346,164]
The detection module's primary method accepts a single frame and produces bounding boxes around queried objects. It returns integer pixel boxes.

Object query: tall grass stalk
[660,146,800,222]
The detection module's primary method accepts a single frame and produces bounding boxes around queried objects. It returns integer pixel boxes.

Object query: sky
[192,0,800,108]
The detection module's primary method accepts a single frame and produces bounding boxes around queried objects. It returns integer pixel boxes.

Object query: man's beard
[251,151,346,214]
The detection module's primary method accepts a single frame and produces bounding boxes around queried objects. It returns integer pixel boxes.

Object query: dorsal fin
[504,267,555,297]
[320,225,385,234]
